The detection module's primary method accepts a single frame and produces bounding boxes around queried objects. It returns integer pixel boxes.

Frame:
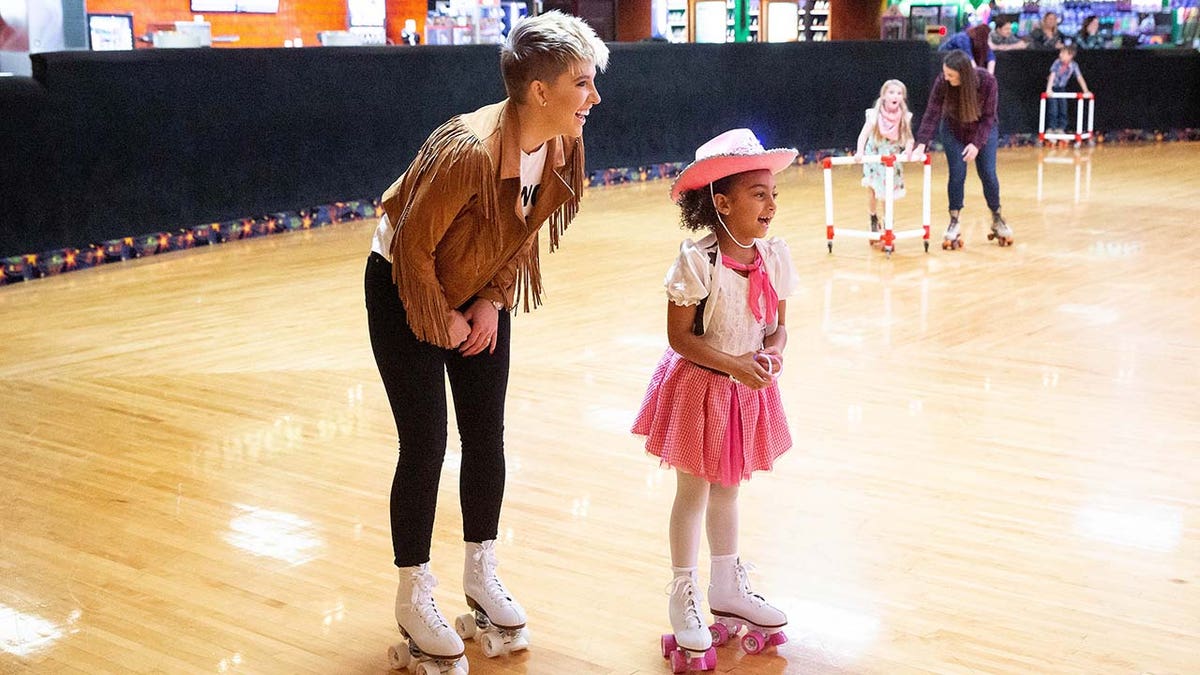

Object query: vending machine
[763,0,799,41]
[693,0,729,41]
[908,2,959,44]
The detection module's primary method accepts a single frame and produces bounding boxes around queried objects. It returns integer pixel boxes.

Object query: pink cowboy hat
[670,129,798,203]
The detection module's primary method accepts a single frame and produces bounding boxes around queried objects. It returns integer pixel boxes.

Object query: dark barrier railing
[2,42,1197,260]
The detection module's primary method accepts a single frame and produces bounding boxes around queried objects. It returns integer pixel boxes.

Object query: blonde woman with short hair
[365,12,608,672]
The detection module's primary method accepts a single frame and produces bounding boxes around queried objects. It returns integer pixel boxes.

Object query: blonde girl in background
[854,79,915,240]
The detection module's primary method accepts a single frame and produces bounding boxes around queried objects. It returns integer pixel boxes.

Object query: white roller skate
[661,572,717,673]
[942,218,963,251]
[455,541,530,658]
[708,559,788,656]
[388,564,468,674]
[987,211,1014,247]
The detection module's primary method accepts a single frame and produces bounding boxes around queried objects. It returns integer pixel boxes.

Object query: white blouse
[664,233,799,356]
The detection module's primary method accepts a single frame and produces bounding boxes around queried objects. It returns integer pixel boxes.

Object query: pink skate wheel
[702,646,718,670]
[661,634,677,658]
[708,622,730,647]
[769,630,788,647]
[668,649,687,673]
[741,631,766,655]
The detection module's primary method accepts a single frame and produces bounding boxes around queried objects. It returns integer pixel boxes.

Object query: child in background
[854,79,915,241]
[1046,44,1090,133]
[632,128,799,668]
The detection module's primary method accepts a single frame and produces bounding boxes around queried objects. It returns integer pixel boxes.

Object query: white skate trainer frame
[1039,91,1096,145]
[822,153,932,255]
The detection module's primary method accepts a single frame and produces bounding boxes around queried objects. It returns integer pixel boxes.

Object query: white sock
[672,565,697,579]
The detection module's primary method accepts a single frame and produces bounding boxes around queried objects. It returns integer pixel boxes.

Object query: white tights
[669,469,739,570]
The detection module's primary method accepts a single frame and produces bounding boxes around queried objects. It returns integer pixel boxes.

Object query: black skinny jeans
[364,252,511,567]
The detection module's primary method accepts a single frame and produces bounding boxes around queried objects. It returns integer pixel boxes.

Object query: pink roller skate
[708,558,788,656]
[660,574,717,672]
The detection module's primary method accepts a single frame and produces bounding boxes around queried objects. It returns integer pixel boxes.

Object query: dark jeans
[1047,86,1069,129]
[940,123,1001,214]
[364,252,511,567]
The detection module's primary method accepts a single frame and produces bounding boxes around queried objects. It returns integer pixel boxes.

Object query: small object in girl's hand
[755,352,781,377]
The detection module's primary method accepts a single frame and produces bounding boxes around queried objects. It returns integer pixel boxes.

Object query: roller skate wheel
[454,614,477,640]
[480,631,504,658]
[709,621,730,646]
[418,662,442,675]
[387,643,410,669]
[510,627,531,652]
[741,631,766,655]
[686,648,716,671]
[668,649,688,673]
[661,633,678,658]
[769,630,789,646]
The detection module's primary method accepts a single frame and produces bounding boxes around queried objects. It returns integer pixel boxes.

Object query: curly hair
[676,174,737,232]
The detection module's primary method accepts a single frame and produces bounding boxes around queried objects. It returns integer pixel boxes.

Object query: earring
[541,100,547,107]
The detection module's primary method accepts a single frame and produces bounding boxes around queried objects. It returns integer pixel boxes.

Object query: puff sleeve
[765,237,800,299]
[664,238,713,306]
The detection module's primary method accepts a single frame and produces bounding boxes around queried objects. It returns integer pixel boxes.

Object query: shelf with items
[665,0,689,43]
[797,0,831,40]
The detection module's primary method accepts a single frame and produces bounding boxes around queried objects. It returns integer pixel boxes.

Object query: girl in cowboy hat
[632,128,799,666]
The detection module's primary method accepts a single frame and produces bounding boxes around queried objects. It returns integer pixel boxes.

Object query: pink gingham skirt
[631,349,791,486]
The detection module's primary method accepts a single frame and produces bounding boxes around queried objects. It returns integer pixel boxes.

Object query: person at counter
[989,18,1026,51]
[940,24,996,74]
[1027,11,1066,49]
[1075,15,1105,49]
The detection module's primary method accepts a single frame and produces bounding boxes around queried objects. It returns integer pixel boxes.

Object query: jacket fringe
[514,137,585,311]
[389,117,500,347]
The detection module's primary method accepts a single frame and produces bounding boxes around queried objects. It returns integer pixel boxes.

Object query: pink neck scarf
[721,250,778,325]
[877,103,903,141]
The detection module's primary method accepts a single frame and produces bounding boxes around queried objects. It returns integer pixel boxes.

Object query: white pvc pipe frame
[822,153,932,253]
[1038,92,1096,142]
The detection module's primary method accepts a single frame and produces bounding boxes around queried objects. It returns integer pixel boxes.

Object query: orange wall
[830,0,884,40]
[85,0,426,48]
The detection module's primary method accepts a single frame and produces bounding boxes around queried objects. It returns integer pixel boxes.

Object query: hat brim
[670,148,798,203]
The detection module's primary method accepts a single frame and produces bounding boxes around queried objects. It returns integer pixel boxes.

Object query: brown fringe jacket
[382,100,585,348]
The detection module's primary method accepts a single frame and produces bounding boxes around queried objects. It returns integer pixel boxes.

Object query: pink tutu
[631,349,791,486]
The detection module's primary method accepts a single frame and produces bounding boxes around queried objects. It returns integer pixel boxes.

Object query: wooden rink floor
[1,142,1197,674]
